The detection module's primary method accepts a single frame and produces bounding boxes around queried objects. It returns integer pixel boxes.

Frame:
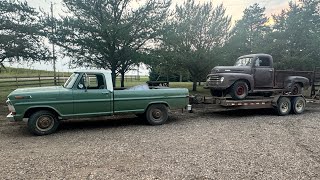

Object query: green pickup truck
[6,70,190,135]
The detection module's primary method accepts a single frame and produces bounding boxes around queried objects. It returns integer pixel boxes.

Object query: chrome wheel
[280,102,289,113]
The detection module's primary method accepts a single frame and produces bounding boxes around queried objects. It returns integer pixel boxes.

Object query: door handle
[269,70,273,72]
[102,91,109,94]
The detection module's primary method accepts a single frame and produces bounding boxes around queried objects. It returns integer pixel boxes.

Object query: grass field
[0,67,70,77]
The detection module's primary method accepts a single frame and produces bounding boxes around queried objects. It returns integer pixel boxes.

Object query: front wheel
[28,110,60,135]
[230,81,249,100]
[145,104,168,125]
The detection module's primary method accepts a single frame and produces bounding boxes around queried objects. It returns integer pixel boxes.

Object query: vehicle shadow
[197,108,313,118]
[58,114,181,133]
[59,115,146,131]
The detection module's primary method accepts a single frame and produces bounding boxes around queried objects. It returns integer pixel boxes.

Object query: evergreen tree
[161,0,231,91]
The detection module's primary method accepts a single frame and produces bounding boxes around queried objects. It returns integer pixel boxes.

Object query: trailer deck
[190,95,308,116]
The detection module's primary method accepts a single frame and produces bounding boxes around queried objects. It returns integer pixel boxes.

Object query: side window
[256,57,271,67]
[77,74,106,89]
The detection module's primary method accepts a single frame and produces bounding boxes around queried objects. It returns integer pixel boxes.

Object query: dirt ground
[0,105,320,179]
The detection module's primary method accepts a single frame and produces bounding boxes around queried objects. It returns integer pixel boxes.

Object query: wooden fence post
[58,74,60,85]
[39,75,41,87]
[15,77,18,88]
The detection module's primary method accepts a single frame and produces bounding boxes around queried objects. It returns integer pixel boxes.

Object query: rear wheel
[291,97,306,114]
[145,104,168,125]
[276,97,291,116]
[230,81,249,100]
[28,110,60,135]
[290,83,302,95]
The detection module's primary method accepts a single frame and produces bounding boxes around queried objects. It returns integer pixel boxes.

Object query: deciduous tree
[52,0,171,87]
[0,0,49,72]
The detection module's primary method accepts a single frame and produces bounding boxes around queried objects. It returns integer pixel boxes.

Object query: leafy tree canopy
[0,0,49,71]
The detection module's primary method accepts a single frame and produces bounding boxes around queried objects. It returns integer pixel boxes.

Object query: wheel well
[295,82,303,87]
[232,79,251,91]
[24,107,59,119]
[145,103,169,112]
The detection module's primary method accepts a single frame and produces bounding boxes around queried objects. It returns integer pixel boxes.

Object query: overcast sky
[7,0,293,74]
[27,0,290,22]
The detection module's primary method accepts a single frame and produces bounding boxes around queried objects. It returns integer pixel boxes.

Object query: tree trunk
[121,71,125,87]
[192,79,197,91]
[179,73,182,82]
[198,81,201,86]
[111,70,116,87]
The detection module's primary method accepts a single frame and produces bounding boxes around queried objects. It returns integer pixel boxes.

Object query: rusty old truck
[204,54,313,100]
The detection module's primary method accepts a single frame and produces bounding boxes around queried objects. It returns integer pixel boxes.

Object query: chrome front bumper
[6,112,15,122]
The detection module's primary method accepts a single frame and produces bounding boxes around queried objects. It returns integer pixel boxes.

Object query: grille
[209,75,220,82]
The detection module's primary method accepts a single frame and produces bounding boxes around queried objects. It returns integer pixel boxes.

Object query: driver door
[253,57,274,88]
[73,73,112,116]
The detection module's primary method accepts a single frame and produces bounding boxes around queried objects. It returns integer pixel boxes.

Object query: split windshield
[63,73,80,89]
[234,57,253,66]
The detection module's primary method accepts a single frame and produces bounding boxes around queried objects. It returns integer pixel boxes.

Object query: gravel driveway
[0,105,320,179]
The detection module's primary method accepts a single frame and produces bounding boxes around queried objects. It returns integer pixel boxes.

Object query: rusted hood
[211,66,251,74]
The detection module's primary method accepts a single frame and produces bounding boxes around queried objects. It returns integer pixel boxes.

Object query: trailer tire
[145,104,168,125]
[276,97,291,116]
[291,97,306,114]
[230,81,249,100]
[290,83,302,95]
[28,110,59,136]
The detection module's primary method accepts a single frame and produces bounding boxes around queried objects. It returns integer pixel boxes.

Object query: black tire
[290,83,302,95]
[210,89,223,97]
[291,97,306,114]
[28,110,60,135]
[145,104,168,125]
[230,81,249,100]
[276,97,292,116]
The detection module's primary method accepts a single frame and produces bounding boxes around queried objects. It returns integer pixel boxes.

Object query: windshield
[234,57,253,66]
[63,73,80,89]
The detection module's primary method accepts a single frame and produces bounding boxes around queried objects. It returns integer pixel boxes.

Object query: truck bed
[274,70,314,88]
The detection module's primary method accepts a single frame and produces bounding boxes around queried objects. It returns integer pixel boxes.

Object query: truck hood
[211,66,251,74]
[7,86,65,101]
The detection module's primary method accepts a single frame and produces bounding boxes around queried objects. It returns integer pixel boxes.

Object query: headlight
[220,77,225,82]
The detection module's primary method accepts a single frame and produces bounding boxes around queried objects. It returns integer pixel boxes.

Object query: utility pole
[51,2,57,85]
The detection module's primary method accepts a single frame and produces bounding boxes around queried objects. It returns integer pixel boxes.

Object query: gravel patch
[0,106,320,179]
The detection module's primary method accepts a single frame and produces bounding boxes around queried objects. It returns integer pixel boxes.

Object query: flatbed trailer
[190,95,307,116]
